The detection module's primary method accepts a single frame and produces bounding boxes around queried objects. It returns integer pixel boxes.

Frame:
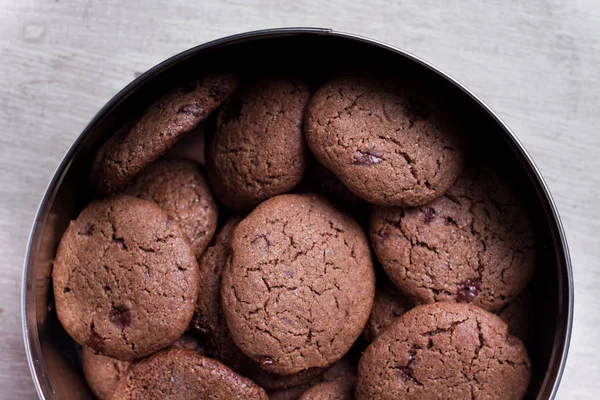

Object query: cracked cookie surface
[111,348,268,399]
[192,217,325,389]
[370,161,535,312]
[356,302,530,400]
[304,74,466,207]
[364,278,413,343]
[52,195,199,360]
[92,72,238,195]
[206,76,311,211]
[221,194,375,375]
[126,159,218,258]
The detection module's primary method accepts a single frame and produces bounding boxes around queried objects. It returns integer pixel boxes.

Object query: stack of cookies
[52,71,535,400]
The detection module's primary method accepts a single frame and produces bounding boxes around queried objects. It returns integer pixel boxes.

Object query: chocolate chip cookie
[305,74,466,207]
[92,72,238,195]
[364,278,413,343]
[192,217,244,367]
[82,346,130,400]
[111,348,268,399]
[206,76,311,210]
[370,161,535,311]
[299,376,356,400]
[356,302,531,399]
[126,159,218,258]
[269,355,357,400]
[221,194,375,375]
[193,217,326,389]
[81,334,206,400]
[52,195,199,360]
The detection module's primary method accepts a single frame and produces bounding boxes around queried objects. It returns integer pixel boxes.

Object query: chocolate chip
[63,287,71,293]
[456,278,482,303]
[80,223,95,236]
[354,149,383,166]
[109,306,131,330]
[282,269,295,279]
[251,234,272,247]
[165,217,173,228]
[378,231,391,245]
[259,356,274,367]
[191,315,210,336]
[86,325,105,352]
[423,207,435,224]
[178,103,205,117]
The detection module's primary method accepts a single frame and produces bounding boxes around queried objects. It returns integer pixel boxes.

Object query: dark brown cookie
[111,348,268,399]
[499,289,533,344]
[206,76,311,211]
[192,217,245,367]
[269,385,312,400]
[370,161,535,312]
[168,333,208,355]
[304,74,466,207]
[52,195,199,360]
[81,346,130,400]
[298,377,356,400]
[192,217,326,389]
[126,159,218,258]
[81,334,206,400]
[92,72,238,195]
[363,278,413,343]
[356,302,531,399]
[221,194,375,375]
[268,355,357,400]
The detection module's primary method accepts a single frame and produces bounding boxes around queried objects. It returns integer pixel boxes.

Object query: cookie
[169,333,208,355]
[192,217,245,366]
[268,355,357,400]
[81,346,130,400]
[298,377,356,400]
[370,161,535,311]
[499,289,533,344]
[92,72,238,195]
[304,74,466,207]
[269,385,313,400]
[52,195,199,360]
[363,278,413,343]
[206,76,311,211]
[221,194,375,375]
[192,217,326,389]
[81,334,205,400]
[111,348,268,399]
[356,302,531,399]
[126,159,218,258]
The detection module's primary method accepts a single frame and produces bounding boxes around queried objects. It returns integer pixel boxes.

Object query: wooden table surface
[1,0,598,398]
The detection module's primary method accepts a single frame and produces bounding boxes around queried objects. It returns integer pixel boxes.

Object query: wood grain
[1,0,598,398]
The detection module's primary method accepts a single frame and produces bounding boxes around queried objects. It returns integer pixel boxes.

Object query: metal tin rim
[22,27,573,399]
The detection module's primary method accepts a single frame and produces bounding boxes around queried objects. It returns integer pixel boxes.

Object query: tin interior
[23,30,572,399]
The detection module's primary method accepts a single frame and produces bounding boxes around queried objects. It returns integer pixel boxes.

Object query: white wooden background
[0,0,598,398]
